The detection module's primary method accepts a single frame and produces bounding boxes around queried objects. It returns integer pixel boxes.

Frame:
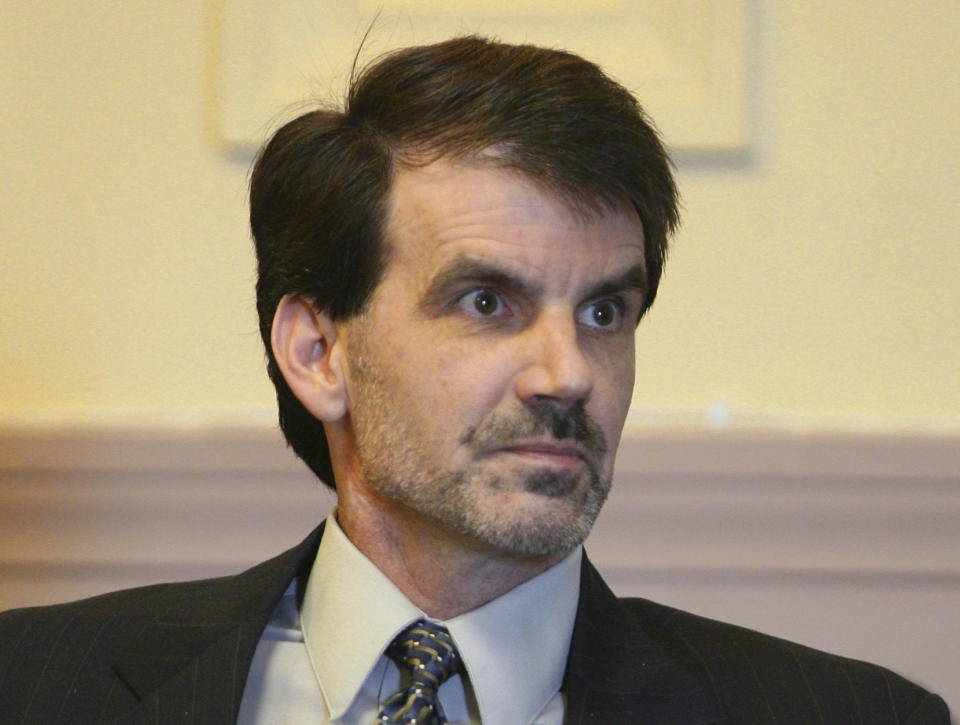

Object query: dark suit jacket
[0,523,950,724]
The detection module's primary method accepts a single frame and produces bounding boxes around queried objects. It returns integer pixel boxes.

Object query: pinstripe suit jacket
[0,523,950,724]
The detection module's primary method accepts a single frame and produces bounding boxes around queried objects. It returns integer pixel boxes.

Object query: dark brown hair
[250,35,679,488]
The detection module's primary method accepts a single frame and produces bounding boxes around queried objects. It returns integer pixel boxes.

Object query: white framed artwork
[211,0,752,157]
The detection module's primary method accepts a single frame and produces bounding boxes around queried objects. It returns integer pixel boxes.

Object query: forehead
[382,159,646,284]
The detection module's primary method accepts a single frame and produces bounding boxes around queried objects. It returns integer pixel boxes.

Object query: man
[0,36,950,724]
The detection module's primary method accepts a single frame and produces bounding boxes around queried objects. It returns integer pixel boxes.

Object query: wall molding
[3,424,957,590]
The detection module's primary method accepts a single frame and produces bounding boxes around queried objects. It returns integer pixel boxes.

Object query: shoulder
[0,578,200,656]
[0,574,242,716]
[1,571,235,629]
[0,538,313,724]
[0,523,320,637]
[0,534,309,654]
[618,596,950,724]
[0,582,190,722]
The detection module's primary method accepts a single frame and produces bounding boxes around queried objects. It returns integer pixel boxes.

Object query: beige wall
[2,1,958,433]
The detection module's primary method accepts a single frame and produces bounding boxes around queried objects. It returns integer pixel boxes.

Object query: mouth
[489,441,588,470]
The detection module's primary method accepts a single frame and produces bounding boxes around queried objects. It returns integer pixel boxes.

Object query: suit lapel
[563,554,727,725]
[108,524,325,724]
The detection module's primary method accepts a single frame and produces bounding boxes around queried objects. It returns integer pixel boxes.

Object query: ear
[271,294,348,422]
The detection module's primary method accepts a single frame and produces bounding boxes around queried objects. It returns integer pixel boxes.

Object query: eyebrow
[583,264,648,303]
[584,263,649,323]
[419,257,544,312]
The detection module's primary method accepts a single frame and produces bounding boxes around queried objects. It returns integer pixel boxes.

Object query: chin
[455,482,608,558]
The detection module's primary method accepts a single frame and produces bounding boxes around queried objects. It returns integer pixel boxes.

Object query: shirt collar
[446,544,581,725]
[301,512,581,724]
[301,513,422,718]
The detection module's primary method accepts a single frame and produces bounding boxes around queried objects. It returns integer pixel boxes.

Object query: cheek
[617,352,637,408]
[395,339,510,436]
[595,336,636,391]
[591,345,636,427]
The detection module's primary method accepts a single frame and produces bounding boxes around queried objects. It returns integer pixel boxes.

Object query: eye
[578,299,623,330]
[456,288,509,317]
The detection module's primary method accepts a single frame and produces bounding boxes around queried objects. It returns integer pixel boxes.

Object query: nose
[514,308,594,404]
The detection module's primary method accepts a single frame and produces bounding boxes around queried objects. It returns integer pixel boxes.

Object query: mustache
[463,400,607,457]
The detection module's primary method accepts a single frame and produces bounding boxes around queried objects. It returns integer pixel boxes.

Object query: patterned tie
[377,619,462,725]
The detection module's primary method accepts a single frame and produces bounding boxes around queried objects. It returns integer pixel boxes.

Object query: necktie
[377,619,462,725]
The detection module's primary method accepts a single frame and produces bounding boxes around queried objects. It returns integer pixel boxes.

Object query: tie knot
[378,620,462,724]
[387,619,462,687]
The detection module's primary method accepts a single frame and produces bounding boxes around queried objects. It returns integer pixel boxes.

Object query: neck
[335,483,565,620]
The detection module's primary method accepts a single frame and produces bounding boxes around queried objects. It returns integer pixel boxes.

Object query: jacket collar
[562,554,727,725]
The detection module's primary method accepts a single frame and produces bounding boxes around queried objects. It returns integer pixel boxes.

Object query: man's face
[341,159,646,557]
